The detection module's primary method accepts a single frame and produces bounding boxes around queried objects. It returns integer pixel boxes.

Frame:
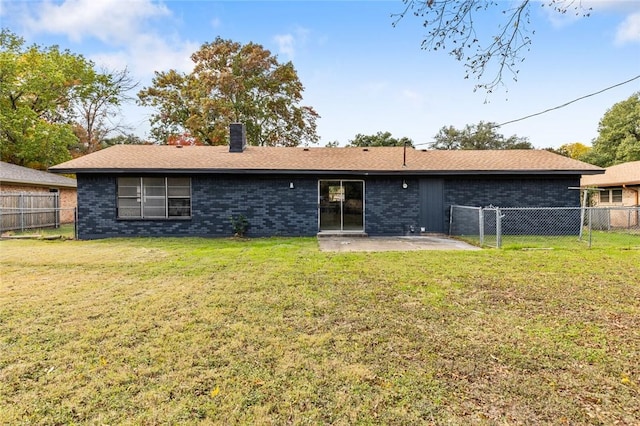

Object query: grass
[1,223,75,239]
[456,230,640,250]
[1,237,639,424]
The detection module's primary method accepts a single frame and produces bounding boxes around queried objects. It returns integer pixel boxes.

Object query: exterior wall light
[402,180,408,189]
[289,182,294,189]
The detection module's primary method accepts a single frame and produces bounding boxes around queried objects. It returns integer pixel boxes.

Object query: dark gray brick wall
[444,176,580,208]
[442,176,581,234]
[76,173,581,239]
[76,174,319,239]
[365,177,421,236]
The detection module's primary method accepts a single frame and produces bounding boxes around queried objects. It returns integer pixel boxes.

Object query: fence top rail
[450,205,482,211]
[0,207,70,211]
[0,192,58,196]
[495,206,640,211]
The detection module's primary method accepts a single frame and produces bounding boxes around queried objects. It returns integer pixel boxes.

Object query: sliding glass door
[319,180,364,232]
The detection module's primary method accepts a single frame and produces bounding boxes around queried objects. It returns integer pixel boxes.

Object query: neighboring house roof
[581,161,640,187]
[49,145,604,176]
[1,161,77,188]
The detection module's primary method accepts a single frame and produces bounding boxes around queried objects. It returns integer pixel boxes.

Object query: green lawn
[1,237,639,424]
[456,229,640,250]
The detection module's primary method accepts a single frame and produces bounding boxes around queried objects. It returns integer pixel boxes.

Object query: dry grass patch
[1,238,639,424]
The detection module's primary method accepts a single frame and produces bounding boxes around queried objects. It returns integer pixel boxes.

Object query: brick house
[581,160,640,227]
[1,161,77,226]
[49,124,603,240]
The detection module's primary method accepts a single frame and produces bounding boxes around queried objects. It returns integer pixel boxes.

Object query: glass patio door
[319,180,364,232]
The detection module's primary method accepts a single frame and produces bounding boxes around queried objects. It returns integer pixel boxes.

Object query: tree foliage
[0,29,138,169]
[102,133,148,148]
[347,131,414,147]
[549,142,591,159]
[1,29,90,169]
[432,121,533,149]
[393,1,591,93]
[138,37,320,147]
[581,92,640,167]
[70,67,138,156]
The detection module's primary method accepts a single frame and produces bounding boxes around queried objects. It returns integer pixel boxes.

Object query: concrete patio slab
[318,235,481,252]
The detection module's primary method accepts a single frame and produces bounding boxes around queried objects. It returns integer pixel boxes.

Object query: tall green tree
[432,121,532,149]
[581,93,640,167]
[0,29,136,169]
[347,131,414,147]
[138,37,319,147]
[0,29,94,169]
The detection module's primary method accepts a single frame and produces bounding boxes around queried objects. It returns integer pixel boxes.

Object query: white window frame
[117,177,191,219]
[599,188,623,204]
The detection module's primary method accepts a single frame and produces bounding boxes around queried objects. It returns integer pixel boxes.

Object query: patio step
[317,231,368,238]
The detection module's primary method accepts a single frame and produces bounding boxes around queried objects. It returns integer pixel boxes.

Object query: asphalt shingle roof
[581,161,640,187]
[49,145,603,175]
[1,161,77,188]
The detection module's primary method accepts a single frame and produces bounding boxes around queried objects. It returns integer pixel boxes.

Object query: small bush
[230,214,249,237]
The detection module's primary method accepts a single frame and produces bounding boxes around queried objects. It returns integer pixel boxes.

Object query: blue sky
[2,0,639,148]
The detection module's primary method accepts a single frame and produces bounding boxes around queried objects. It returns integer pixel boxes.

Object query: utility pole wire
[495,74,640,128]
[412,74,640,148]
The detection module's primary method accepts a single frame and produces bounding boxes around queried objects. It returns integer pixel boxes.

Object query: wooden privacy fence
[0,192,61,232]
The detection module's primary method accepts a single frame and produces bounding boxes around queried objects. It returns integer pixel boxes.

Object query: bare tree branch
[393,0,591,93]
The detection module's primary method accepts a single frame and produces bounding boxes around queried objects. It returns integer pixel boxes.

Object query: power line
[412,74,640,148]
[495,74,640,128]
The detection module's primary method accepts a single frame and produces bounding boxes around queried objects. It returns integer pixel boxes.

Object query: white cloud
[25,0,170,44]
[273,26,310,60]
[90,35,197,77]
[401,89,424,106]
[615,11,640,44]
[21,0,198,80]
[274,34,295,59]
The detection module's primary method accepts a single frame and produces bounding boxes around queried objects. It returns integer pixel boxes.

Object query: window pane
[168,186,190,197]
[118,177,140,197]
[143,197,166,217]
[168,177,190,186]
[612,189,623,203]
[144,177,165,186]
[167,177,190,197]
[600,191,610,203]
[118,198,141,217]
[144,177,166,197]
[168,198,191,217]
[119,177,140,186]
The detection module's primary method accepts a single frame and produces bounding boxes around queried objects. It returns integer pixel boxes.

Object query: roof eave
[50,168,601,176]
[581,181,640,188]
[0,178,77,188]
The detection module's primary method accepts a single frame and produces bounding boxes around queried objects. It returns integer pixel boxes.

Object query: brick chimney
[229,123,247,153]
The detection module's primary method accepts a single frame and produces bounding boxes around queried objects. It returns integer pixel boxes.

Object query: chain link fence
[450,205,640,249]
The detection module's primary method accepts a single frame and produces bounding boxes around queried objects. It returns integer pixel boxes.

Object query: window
[117,177,191,219]
[599,188,623,204]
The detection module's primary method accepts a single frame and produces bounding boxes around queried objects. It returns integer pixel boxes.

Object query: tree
[101,133,147,148]
[138,37,320,147]
[432,121,533,149]
[0,29,92,169]
[549,142,591,159]
[0,29,137,168]
[393,1,591,93]
[581,92,640,167]
[347,131,414,147]
[70,67,138,156]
